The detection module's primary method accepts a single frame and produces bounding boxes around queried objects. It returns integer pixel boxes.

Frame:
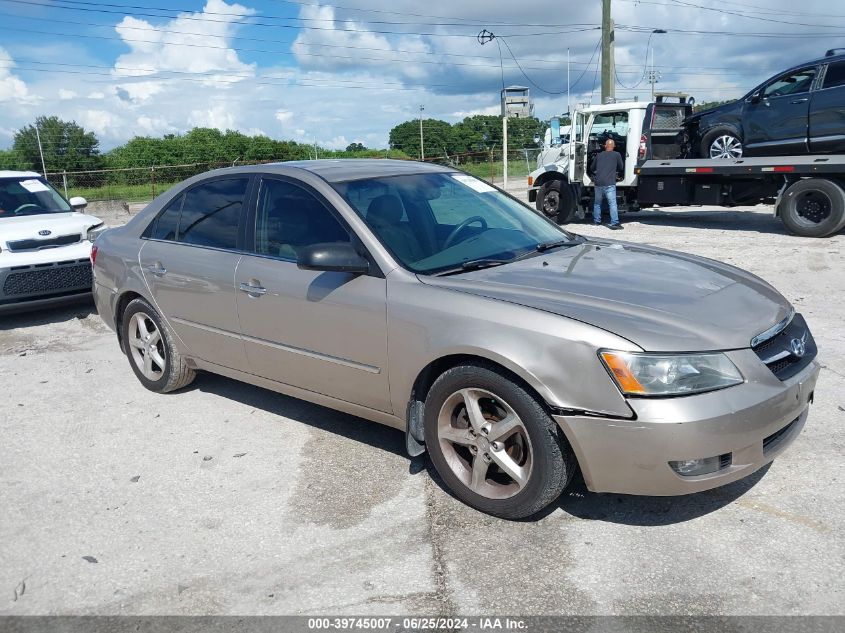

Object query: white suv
[0,171,106,312]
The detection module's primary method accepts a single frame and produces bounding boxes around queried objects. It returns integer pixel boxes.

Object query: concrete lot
[1,202,843,616]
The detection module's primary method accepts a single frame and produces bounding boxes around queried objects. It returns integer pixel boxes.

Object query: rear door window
[150,194,182,241]
[178,178,249,250]
[823,61,845,89]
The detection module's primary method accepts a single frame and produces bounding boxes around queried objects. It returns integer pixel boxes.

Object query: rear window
[823,61,845,89]
[651,106,688,130]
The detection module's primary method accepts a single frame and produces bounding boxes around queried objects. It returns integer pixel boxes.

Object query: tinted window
[255,178,350,260]
[764,68,816,97]
[178,178,248,249]
[151,194,182,241]
[823,61,845,89]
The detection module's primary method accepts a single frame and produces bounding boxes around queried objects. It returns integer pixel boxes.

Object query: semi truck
[527,95,845,238]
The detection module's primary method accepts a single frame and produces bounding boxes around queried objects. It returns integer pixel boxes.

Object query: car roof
[213,159,455,183]
[781,52,845,75]
[0,171,41,179]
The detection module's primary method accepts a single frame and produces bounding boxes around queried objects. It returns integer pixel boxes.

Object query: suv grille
[7,233,82,252]
[751,313,817,381]
[2,260,92,298]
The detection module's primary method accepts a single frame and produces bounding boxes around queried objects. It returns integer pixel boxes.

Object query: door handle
[239,281,267,296]
[790,98,809,104]
[144,263,167,277]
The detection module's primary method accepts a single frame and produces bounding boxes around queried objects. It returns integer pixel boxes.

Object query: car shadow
[613,207,845,236]
[186,371,769,526]
[188,371,409,459]
[542,466,770,525]
[0,298,95,330]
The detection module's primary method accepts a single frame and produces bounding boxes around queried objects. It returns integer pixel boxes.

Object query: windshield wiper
[434,258,510,276]
[535,237,582,252]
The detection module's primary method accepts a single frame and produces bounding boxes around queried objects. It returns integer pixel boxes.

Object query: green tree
[389,119,453,159]
[345,142,366,152]
[0,149,25,170]
[694,99,734,112]
[13,116,102,174]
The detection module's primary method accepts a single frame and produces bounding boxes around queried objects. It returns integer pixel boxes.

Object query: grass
[455,158,533,183]
[65,181,180,203]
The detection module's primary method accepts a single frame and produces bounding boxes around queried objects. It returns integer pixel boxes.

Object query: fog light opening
[669,453,731,477]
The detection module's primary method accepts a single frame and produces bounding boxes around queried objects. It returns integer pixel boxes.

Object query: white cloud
[112,0,256,93]
[0,47,35,104]
[188,104,238,130]
[58,89,77,100]
[79,109,120,136]
[87,91,106,100]
[275,109,294,124]
[451,106,501,118]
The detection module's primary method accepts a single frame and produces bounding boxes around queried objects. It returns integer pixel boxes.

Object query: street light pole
[35,123,47,177]
[419,105,425,161]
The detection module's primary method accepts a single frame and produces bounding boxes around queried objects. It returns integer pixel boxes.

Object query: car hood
[420,239,791,352]
[684,100,740,124]
[0,212,102,248]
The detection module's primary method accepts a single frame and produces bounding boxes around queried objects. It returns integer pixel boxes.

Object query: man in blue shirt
[590,139,624,230]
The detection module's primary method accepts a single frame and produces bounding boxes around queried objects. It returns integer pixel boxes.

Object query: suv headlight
[87,222,107,242]
[599,350,743,396]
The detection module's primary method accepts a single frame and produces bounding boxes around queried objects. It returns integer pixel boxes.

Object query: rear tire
[121,298,195,393]
[537,180,576,224]
[779,178,845,237]
[423,362,575,519]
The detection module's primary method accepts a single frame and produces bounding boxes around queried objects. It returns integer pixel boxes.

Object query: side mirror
[748,91,762,104]
[69,196,88,211]
[297,242,369,275]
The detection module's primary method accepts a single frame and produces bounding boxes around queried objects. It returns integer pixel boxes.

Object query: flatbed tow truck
[527,95,845,237]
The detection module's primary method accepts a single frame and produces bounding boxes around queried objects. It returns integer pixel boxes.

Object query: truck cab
[528,96,691,223]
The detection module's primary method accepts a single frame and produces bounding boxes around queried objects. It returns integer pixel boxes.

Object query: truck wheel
[701,129,743,159]
[537,180,576,224]
[779,178,845,237]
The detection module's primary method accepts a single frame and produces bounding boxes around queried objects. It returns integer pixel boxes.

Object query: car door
[809,59,845,153]
[743,66,817,155]
[234,175,391,413]
[139,176,252,370]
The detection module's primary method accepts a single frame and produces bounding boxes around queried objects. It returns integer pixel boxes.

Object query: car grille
[2,260,92,298]
[763,417,799,455]
[6,233,82,252]
[751,313,817,381]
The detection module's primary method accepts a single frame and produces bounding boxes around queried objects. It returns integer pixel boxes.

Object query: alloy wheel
[436,388,533,499]
[709,135,743,159]
[127,312,166,381]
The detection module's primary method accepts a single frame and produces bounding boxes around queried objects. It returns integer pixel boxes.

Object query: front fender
[386,270,639,422]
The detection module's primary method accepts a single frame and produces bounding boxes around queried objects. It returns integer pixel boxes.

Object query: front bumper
[554,349,820,496]
[0,256,93,313]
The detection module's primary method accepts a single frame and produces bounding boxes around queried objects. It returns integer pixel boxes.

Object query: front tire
[702,128,743,159]
[537,180,576,224]
[779,178,845,237]
[423,362,574,519]
[121,298,195,393]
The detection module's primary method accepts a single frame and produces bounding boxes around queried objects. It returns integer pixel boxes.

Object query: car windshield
[0,177,72,217]
[334,172,576,275]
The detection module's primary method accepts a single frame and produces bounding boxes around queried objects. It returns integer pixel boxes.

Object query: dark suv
[685,50,845,159]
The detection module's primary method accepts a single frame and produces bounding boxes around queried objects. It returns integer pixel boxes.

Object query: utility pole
[502,115,508,190]
[419,105,425,161]
[567,47,571,116]
[601,0,615,104]
[34,123,47,177]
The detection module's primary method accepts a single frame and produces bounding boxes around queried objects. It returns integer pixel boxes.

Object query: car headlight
[87,222,108,242]
[599,350,744,396]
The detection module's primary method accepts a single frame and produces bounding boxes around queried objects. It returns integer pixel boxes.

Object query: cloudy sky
[0,0,842,151]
